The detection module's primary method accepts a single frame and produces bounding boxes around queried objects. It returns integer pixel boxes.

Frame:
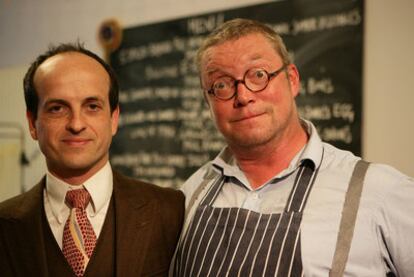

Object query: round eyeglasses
[206,65,287,100]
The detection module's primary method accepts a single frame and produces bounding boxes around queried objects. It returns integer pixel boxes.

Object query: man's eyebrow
[84,96,102,102]
[43,99,68,106]
[249,53,263,61]
[206,68,220,76]
[205,54,264,75]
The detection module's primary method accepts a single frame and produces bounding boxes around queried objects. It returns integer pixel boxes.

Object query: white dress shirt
[43,162,113,249]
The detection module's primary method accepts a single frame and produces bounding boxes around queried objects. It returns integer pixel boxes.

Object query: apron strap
[185,166,222,220]
[285,159,318,213]
[169,166,221,277]
[329,159,370,277]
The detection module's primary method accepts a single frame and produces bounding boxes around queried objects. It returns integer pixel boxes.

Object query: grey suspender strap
[184,166,220,220]
[329,159,370,277]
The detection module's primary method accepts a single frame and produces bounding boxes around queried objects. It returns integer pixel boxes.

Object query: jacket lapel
[113,172,156,276]
[2,179,49,277]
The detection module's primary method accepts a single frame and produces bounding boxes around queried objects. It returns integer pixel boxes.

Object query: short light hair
[196,18,292,72]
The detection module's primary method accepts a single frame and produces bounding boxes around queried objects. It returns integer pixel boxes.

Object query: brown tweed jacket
[0,170,184,277]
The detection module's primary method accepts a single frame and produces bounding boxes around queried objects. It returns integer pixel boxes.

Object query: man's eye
[48,105,63,113]
[214,82,227,90]
[88,103,101,111]
[254,70,266,79]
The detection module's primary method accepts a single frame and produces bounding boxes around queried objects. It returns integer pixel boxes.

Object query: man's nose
[66,111,86,133]
[234,81,255,107]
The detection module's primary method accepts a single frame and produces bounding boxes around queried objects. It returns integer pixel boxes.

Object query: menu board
[109,0,363,188]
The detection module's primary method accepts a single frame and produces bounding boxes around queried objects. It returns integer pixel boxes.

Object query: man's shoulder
[112,170,185,226]
[180,162,217,200]
[365,162,413,188]
[0,182,44,220]
[112,169,184,202]
[322,141,413,196]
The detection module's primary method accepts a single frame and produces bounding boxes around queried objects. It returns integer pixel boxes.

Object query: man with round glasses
[172,18,414,276]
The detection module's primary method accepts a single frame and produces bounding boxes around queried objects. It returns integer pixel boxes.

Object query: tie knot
[65,189,91,209]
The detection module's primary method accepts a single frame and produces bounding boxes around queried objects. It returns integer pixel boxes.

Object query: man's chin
[227,134,273,149]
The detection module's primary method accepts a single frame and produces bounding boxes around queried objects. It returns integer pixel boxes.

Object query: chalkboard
[109,0,363,188]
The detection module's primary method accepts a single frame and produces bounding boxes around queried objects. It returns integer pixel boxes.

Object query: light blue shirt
[181,120,414,276]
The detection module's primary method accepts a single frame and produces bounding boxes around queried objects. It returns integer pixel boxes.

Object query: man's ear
[111,105,120,136]
[287,64,300,98]
[26,111,38,140]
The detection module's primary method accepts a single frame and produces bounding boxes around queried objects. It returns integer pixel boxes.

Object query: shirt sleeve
[370,164,414,277]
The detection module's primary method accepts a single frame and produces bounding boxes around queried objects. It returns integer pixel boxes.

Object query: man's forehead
[34,52,109,88]
[202,51,278,78]
[204,51,265,68]
[33,52,110,101]
[37,52,99,75]
[203,35,277,63]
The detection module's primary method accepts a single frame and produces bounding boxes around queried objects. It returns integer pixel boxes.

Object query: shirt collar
[45,162,113,223]
[299,119,324,169]
[211,119,324,187]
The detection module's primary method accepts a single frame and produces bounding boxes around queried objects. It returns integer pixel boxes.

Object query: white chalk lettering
[177,110,198,120]
[187,154,210,167]
[145,65,178,80]
[182,99,202,110]
[172,37,186,51]
[181,88,202,99]
[182,140,201,152]
[293,17,318,34]
[112,152,186,167]
[118,45,148,65]
[307,77,334,94]
[187,14,224,35]
[187,35,205,49]
[118,109,178,126]
[298,105,332,121]
[332,103,355,123]
[182,120,203,129]
[130,88,153,101]
[154,87,180,100]
[291,8,361,35]
[270,22,291,35]
[129,126,156,139]
[202,140,225,152]
[322,125,352,143]
[183,75,200,87]
[119,91,129,103]
[318,9,361,30]
[157,124,176,138]
[134,166,176,178]
[151,178,185,188]
[148,40,173,57]
[118,111,145,126]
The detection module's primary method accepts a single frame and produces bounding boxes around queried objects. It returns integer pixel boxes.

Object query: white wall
[0,0,413,200]
[0,0,270,68]
[0,65,46,198]
[363,0,414,176]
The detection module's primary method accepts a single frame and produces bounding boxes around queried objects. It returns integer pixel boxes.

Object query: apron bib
[175,159,320,277]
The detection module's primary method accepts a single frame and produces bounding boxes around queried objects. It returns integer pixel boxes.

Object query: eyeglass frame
[206,64,288,101]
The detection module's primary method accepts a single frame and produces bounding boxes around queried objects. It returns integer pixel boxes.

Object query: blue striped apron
[174,159,320,277]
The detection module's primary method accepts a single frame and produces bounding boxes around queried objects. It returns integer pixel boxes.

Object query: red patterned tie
[62,189,97,277]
